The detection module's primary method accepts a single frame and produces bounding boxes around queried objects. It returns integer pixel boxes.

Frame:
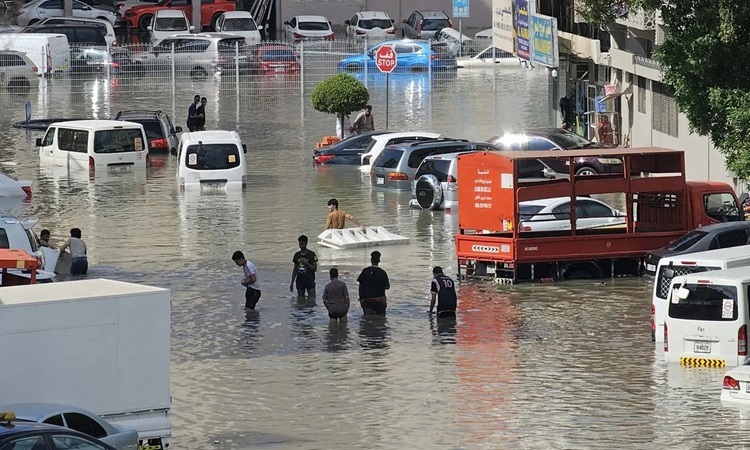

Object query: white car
[0,171,31,198]
[458,46,517,69]
[345,11,395,40]
[214,11,262,43]
[474,28,492,41]
[519,197,626,232]
[722,358,750,405]
[148,10,192,46]
[17,0,119,27]
[284,15,333,42]
[33,17,116,48]
[359,131,442,168]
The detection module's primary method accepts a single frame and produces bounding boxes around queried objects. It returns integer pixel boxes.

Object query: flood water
[3,66,750,449]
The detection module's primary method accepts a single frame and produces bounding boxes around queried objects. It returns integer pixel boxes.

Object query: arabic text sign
[514,0,533,61]
[375,45,397,73]
[492,0,515,55]
[453,0,470,18]
[530,13,559,67]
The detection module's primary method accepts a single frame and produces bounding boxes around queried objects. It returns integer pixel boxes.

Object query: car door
[37,0,63,19]
[39,126,56,161]
[0,435,49,450]
[215,13,224,31]
[550,201,572,230]
[50,433,112,450]
[394,43,417,68]
[347,15,357,36]
[174,38,210,71]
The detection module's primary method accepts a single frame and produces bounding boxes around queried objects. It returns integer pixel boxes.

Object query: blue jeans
[71,257,88,276]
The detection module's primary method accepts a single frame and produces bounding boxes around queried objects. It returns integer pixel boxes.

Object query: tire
[344,63,361,73]
[415,175,443,210]
[575,165,598,176]
[563,263,601,280]
[138,14,152,31]
[7,77,30,94]
[190,67,208,78]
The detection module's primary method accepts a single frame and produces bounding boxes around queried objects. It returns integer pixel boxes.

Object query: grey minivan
[370,139,495,190]
[401,10,452,40]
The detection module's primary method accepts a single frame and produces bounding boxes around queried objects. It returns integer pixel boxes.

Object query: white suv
[359,131,441,168]
[345,11,395,40]
[409,151,477,211]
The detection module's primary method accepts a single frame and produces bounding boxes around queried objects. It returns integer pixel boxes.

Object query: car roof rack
[113,110,163,119]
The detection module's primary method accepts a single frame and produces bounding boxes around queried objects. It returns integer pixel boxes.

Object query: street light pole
[63,0,72,17]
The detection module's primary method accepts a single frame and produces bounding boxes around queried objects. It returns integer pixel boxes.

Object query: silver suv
[409,150,477,211]
[144,33,250,77]
[401,10,452,40]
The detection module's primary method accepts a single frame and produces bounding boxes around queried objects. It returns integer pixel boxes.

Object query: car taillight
[724,376,740,390]
[417,23,422,33]
[150,138,167,149]
[388,172,409,181]
[88,156,95,173]
[447,175,456,182]
[664,322,668,352]
[740,324,747,356]
[112,62,119,69]
[293,32,304,39]
[21,186,31,197]
[356,30,366,35]
[31,65,38,73]
[314,154,335,164]
[325,33,334,40]
[386,29,395,34]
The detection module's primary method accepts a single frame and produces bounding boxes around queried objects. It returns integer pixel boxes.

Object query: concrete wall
[280,0,492,30]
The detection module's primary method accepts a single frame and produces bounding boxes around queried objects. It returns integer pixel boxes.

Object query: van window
[42,127,55,146]
[93,128,144,153]
[415,159,452,182]
[668,284,738,321]
[58,128,89,153]
[373,148,403,168]
[185,143,240,170]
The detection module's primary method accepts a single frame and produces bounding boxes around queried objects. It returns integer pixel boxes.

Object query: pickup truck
[123,0,236,31]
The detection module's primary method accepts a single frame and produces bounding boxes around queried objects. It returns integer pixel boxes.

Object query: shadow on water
[238,309,261,352]
[290,295,318,351]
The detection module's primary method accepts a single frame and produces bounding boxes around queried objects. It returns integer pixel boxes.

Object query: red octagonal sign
[375,45,397,74]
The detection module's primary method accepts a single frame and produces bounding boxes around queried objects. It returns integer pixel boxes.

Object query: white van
[664,267,750,367]
[175,130,247,190]
[652,246,750,343]
[148,10,193,46]
[37,120,149,172]
[0,33,70,75]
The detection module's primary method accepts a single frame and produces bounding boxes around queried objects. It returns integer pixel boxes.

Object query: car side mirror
[35,137,42,147]
[242,144,247,154]
[175,126,182,133]
[189,25,195,31]
[344,20,351,25]
[257,25,263,30]
[284,21,290,25]
[147,26,152,31]
[170,148,177,156]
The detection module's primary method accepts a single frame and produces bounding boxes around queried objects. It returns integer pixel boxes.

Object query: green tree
[311,73,369,139]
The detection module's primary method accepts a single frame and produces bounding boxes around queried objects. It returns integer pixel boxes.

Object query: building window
[638,76,647,114]
[653,81,679,137]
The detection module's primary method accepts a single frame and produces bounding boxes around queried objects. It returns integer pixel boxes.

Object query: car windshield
[298,21,329,31]
[260,48,295,61]
[422,18,450,31]
[416,159,452,182]
[154,18,187,31]
[359,19,391,29]
[93,128,144,153]
[666,230,709,252]
[185,143,241,170]
[668,283,738,321]
[548,131,595,149]
[519,204,546,221]
[224,18,256,30]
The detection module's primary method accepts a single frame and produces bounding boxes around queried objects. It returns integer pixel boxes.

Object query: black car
[24,24,107,48]
[644,221,750,275]
[313,131,388,165]
[0,413,118,450]
[111,110,181,153]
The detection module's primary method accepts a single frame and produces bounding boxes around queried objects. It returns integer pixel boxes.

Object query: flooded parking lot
[2,66,750,448]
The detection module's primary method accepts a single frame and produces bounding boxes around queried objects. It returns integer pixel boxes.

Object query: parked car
[16,0,119,27]
[0,413,119,450]
[0,51,39,93]
[145,34,251,77]
[370,139,493,190]
[284,15,333,42]
[175,130,247,190]
[434,27,481,56]
[25,23,108,48]
[401,10,451,40]
[69,47,145,74]
[488,128,619,176]
[644,221,750,274]
[722,359,750,405]
[474,28,492,41]
[148,9,192,46]
[2,403,139,450]
[0,170,31,198]
[345,11,395,40]
[248,43,299,74]
[339,40,457,74]
[123,0,235,31]
[518,197,626,232]
[214,11,262,43]
[409,150,476,210]
[360,131,442,167]
[0,33,69,76]
[114,0,158,16]
[312,131,388,165]
[111,110,181,153]
[29,17,116,47]
[458,45,516,69]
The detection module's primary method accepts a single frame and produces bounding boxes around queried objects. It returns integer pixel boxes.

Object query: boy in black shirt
[357,251,390,315]
[430,266,457,317]
[290,234,318,298]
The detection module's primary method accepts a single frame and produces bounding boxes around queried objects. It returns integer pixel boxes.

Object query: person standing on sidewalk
[322,267,350,323]
[233,250,261,310]
[357,251,390,315]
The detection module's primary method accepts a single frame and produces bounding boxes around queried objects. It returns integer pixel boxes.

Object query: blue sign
[530,14,559,67]
[514,0,531,61]
[453,0,470,18]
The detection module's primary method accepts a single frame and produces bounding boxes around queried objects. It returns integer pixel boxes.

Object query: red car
[253,44,300,74]
[123,0,235,31]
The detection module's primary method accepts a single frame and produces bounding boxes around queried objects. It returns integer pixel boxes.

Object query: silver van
[409,150,478,210]
[401,10,451,40]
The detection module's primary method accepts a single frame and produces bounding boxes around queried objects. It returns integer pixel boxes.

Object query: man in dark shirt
[430,266,457,317]
[194,97,207,131]
[187,94,200,131]
[357,251,390,315]
[290,234,318,298]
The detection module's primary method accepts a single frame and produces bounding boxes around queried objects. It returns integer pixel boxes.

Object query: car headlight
[597,158,622,164]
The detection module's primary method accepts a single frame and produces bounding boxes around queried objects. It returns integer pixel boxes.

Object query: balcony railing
[614,8,657,31]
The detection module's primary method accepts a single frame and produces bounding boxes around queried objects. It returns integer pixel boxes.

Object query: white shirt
[67,237,87,258]
[243,261,259,290]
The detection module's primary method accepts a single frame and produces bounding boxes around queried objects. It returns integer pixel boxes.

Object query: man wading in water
[324,198,363,230]
[290,235,318,298]
[357,251,390,315]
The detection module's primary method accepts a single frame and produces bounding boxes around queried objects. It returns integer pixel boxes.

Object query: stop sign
[375,45,397,74]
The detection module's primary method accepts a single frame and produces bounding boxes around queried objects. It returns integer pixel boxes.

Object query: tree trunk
[339,114,345,139]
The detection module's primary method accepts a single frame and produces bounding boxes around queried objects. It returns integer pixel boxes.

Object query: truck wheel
[139,14,153,31]
[562,262,601,280]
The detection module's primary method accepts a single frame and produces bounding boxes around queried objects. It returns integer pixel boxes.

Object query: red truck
[123,0,236,31]
[455,147,742,283]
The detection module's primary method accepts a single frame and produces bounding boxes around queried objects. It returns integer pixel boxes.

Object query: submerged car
[313,131,388,165]
[518,197,626,232]
[338,40,456,73]
[722,359,750,405]
[249,43,299,74]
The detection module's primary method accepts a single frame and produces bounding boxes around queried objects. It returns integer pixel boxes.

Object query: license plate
[694,341,711,353]
[646,264,655,272]
[108,165,131,172]
[274,67,284,73]
[203,183,220,189]
[376,177,384,185]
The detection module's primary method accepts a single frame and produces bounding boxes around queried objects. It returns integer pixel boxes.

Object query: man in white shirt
[59,227,87,275]
[232,250,261,310]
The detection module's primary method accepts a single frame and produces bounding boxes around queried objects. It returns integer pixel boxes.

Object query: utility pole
[191,0,201,32]
[63,0,72,17]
